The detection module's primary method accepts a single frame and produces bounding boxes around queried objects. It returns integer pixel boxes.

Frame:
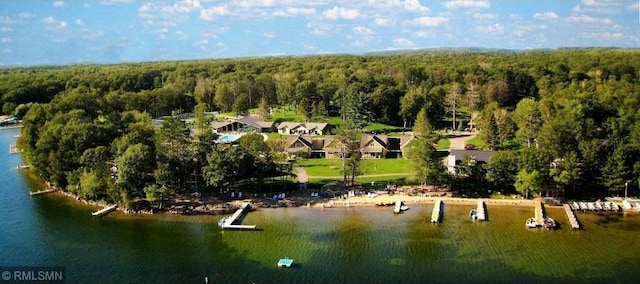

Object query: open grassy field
[296,158,414,177]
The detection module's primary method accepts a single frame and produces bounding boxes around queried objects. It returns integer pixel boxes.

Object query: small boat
[526,217,538,228]
[595,201,603,211]
[572,201,580,210]
[543,217,557,230]
[587,202,596,211]
[469,209,478,220]
[579,202,588,211]
[278,257,294,268]
[400,205,410,211]
[603,202,611,211]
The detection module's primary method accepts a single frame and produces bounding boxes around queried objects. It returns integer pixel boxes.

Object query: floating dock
[9,144,20,154]
[431,199,442,223]
[29,189,58,196]
[278,257,294,268]
[476,200,487,221]
[92,205,117,217]
[563,204,581,229]
[219,203,257,230]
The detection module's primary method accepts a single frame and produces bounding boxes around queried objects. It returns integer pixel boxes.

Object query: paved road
[295,167,308,183]
[448,132,478,150]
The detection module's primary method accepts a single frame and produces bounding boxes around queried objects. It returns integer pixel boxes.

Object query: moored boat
[526,217,538,228]
[469,209,478,220]
[543,217,557,230]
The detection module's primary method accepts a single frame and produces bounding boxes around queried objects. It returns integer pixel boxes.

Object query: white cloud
[533,12,559,20]
[629,3,640,12]
[263,31,276,39]
[200,6,229,20]
[233,0,276,8]
[322,6,360,20]
[53,1,65,8]
[475,23,504,35]
[307,22,336,35]
[402,0,430,13]
[374,17,392,26]
[42,16,56,24]
[600,31,623,39]
[444,0,490,9]
[18,13,35,19]
[415,31,434,38]
[0,17,15,24]
[42,16,68,30]
[567,14,613,24]
[413,16,448,26]
[393,37,414,47]
[353,26,374,35]
[274,7,316,16]
[472,13,496,21]
[0,27,13,33]
[75,19,84,26]
[99,0,136,4]
[1,37,13,43]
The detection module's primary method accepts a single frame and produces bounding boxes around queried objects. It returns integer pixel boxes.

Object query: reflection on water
[2,128,640,283]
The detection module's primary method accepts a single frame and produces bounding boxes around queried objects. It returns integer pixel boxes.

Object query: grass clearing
[437,138,450,150]
[296,158,414,177]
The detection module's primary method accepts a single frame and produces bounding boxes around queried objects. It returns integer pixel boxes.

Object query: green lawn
[465,136,483,147]
[437,138,450,150]
[296,158,414,177]
[363,122,402,133]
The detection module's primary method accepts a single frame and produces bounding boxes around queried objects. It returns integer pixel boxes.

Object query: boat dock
[219,203,258,230]
[563,204,581,229]
[29,189,58,196]
[394,200,402,214]
[431,199,443,223]
[92,205,117,217]
[535,198,545,225]
[476,200,487,221]
[9,144,20,154]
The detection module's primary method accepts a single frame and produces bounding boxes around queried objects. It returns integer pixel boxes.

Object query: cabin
[211,116,274,134]
[447,149,495,174]
[277,122,329,135]
[360,134,389,158]
[386,134,415,158]
[284,135,326,158]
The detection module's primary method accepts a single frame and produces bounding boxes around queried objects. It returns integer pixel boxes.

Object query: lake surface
[1,127,640,283]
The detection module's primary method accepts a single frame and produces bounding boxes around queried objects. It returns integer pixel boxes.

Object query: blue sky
[0,0,639,66]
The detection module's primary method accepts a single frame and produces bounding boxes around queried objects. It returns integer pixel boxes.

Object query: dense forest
[3,48,639,207]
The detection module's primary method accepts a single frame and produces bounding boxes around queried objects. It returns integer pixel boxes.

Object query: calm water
[1,128,640,283]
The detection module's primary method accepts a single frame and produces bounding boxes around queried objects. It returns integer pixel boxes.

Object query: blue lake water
[1,127,640,283]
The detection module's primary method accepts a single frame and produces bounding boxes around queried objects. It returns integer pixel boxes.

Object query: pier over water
[219,203,257,230]
[431,199,443,223]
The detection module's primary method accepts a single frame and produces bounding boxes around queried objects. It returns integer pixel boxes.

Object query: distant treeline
[5,48,640,202]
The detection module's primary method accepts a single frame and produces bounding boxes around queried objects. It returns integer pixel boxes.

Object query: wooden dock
[563,204,581,229]
[476,200,487,221]
[92,205,117,217]
[534,198,545,225]
[431,199,442,223]
[219,203,258,230]
[29,189,58,196]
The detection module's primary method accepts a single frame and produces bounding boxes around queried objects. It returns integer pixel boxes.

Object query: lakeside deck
[92,205,117,217]
[431,199,443,223]
[29,189,58,196]
[563,204,581,229]
[534,198,545,225]
[219,203,258,230]
[476,200,487,221]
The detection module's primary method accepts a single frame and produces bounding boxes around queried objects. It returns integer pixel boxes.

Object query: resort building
[283,134,415,159]
[211,116,275,133]
[277,122,329,135]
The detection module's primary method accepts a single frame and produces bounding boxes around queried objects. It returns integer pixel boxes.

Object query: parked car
[464,144,476,150]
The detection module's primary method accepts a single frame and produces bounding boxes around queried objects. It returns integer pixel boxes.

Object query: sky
[0,0,639,66]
